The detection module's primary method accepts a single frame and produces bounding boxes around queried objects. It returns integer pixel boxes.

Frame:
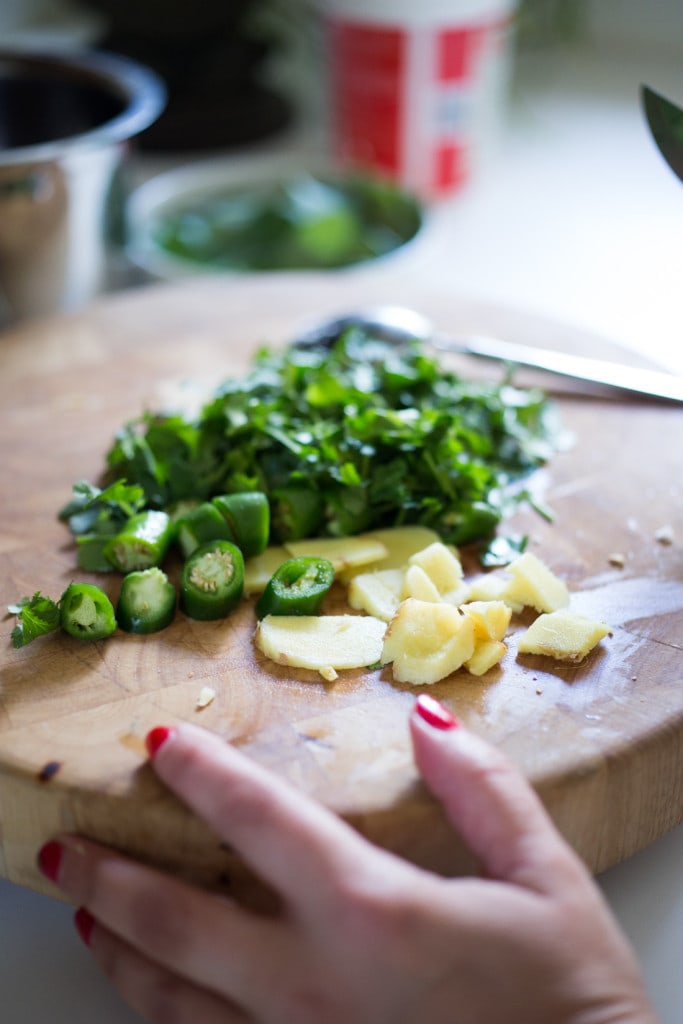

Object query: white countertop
[2,36,682,1024]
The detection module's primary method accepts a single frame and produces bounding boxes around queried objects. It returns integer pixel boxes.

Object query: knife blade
[430,331,683,403]
[641,84,683,182]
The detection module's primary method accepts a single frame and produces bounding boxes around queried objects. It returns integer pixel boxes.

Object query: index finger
[409,699,587,893]
[145,723,382,904]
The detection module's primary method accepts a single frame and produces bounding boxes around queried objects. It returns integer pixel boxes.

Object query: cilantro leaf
[59,479,146,533]
[58,479,148,570]
[9,592,61,648]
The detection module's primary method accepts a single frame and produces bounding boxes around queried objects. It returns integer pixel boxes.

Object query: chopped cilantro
[103,329,560,546]
[59,479,147,571]
[9,592,61,648]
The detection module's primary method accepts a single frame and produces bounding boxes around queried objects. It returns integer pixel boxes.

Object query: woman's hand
[37,695,657,1024]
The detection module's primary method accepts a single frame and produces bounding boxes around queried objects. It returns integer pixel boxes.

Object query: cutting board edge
[1,701,682,896]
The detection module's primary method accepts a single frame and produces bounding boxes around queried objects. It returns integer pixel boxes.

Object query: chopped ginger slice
[338,525,441,582]
[517,609,610,662]
[401,564,441,603]
[255,614,386,672]
[461,600,511,642]
[348,569,403,622]
[466,573,524,613]
[503,552,570,613]
[285,535,387,574]
[407,542,467,604]
[382,598,475,685]
[466,639,507,676]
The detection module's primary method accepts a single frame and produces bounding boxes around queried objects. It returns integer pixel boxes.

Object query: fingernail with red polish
[145,725,175,759]
[74,907,95,947]
[415,694,459,731]
[37,840,63,884]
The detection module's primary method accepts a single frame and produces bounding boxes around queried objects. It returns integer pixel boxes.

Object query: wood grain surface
[1,273,682,904]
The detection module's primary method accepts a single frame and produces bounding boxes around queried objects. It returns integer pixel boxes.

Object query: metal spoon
[295,305,683,403]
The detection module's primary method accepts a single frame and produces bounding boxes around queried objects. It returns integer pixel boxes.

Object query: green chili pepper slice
[270,486,323,542]
[255,556,335,619]
[180,540,245,620]
[104,510,174,573]
[60,582,117,641]
[75,534,117,573]
[212,491,270,558]
[117,567,176,634]
[175,502,236,559]
[325,487,372,536]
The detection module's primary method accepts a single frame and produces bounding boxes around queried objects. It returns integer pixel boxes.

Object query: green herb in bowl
[149,173,422,272]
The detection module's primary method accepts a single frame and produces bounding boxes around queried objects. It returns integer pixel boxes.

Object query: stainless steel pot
[0,48,165,325]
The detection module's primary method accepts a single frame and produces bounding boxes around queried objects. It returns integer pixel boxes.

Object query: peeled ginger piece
[460,601,511,676]
[503,552,570,613]
[405,542,468,605]
[466,640,507,676]
[255,614,386,674]
[461,600,511,642]
[401,564,442,603]
[382,598,475,685]
[284,535,387,574]
[347,569,403,622]
[517,609,610,662]
[337,525,441,582]
[466,572,524,613]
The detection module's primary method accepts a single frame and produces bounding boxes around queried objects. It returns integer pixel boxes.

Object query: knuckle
[87,858,193,965]
[127,880,192,962]
[332,868,414,948]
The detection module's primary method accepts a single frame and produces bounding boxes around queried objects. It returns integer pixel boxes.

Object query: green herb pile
[105,328,558,546]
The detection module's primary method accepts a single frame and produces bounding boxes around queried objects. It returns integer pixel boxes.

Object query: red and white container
[323,0,516,200]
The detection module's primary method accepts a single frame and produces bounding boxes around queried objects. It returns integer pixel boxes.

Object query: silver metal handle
[432,333,683,403]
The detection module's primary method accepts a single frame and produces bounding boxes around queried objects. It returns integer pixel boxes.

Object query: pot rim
[0,47,166,166]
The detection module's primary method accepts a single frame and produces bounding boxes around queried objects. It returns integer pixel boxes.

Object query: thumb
[409,695,584,893]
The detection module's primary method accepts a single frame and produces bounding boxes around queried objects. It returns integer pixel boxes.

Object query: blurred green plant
[516,0,588,48]
[151,173,422,271]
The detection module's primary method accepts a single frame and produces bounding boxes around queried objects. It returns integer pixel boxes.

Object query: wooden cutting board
[1,273,682,904]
